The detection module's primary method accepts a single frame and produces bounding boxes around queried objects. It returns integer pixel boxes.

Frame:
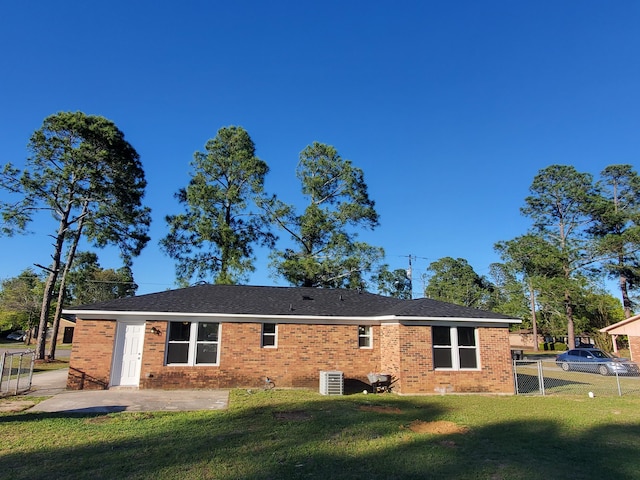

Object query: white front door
[111,321,145,387]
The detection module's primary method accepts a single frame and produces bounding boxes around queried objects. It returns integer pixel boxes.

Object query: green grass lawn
[515,361,640,397]
[2,390,640,480]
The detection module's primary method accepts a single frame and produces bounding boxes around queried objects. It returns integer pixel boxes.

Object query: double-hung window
[166,321,220,365]
[358,325,372,348]
[262,323,277,347]
[432,326,478,369]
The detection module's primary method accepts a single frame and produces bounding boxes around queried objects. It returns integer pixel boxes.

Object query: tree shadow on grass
[1,394,640,479]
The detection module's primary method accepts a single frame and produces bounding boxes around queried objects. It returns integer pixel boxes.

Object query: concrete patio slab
[1,368,230,414]
[29,388,229,413]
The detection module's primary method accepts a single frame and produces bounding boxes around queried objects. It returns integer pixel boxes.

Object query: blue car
[556,348,640,376]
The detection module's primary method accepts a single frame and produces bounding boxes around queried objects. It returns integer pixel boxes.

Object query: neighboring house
[59,316,76,344]
[600,313,640,361]
[25,316,75,346]
[64,284,521,395]
[509,329,542,350]
[509,329,594,351]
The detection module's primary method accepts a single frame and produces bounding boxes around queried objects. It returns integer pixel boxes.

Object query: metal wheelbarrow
[367,373,392,393]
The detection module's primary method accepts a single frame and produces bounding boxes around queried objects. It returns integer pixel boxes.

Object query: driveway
[1,368,229,414]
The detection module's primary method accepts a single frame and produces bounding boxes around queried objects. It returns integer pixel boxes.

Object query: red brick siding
[379,324,401,390]
[140,322,381,390]
[393,326,514,394]
[67,318,116,390]
[69,318,514,394]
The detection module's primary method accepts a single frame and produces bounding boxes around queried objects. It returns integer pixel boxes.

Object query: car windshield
[588,350,612,359]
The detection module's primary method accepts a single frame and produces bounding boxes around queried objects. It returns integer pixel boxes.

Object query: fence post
[538,361,545,396]
[13,354,20,395]
[0,351,5,394]
[28,351,35,389]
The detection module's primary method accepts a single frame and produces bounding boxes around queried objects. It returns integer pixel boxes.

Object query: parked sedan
[6,330,26,341]
[556,348,640,376]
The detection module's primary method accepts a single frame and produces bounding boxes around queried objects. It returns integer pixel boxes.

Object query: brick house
[600,313,640,361]
[64,284,520,395]
[23,316,75,346]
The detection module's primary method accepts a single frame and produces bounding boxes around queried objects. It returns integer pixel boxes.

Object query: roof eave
[600,313,640,333]
[382,316,520,325]
[64,309,520,325]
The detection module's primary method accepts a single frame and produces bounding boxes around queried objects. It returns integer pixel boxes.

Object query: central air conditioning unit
[319,370,344,395]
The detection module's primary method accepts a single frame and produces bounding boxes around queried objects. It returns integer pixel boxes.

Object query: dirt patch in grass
[84,415,114,424]
[0,400,35,413]
[359,405,403,414]
[273,410,312,421]
[408,420,469,435]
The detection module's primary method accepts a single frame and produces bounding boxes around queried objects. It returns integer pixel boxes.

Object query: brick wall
[391,325,514,395]
[67,318,116,390]
[395,325,432,394]
[69,318,514,394]
[140,322,381,390]
[379,324,401,390]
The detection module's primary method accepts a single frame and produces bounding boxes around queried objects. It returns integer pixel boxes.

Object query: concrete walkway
[25,368,69,396]
[3,368,229,414]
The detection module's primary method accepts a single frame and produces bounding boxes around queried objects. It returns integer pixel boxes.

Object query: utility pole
[407,255,413,299]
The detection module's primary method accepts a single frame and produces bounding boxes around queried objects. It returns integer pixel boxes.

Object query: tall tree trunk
[565,290,575,349]
[35,201,73,360]
[528,283,539,352]
[35,228,66,360]
[562,250,576,349]
[613,181,633,318]
[619,254,632,318]
[48,205,87,359]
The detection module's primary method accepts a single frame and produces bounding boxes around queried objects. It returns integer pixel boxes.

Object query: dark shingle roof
[67,284,519,321]
[381,297,519,320]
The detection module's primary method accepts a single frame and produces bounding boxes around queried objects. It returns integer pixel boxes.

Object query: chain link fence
[0,350,36,397]
[514,359,640,396]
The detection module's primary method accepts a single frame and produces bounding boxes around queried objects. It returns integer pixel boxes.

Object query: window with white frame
[262,323,277,347]
[358,325,372,348]
[166,321,220,365]
[432,326,478,369]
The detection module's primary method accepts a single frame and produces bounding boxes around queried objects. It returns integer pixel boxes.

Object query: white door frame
[111,320,145,387]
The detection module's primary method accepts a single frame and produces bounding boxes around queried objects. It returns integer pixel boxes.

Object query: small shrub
[538,342,567,351]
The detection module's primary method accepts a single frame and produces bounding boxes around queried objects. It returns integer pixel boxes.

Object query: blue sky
[1,1,639,297]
